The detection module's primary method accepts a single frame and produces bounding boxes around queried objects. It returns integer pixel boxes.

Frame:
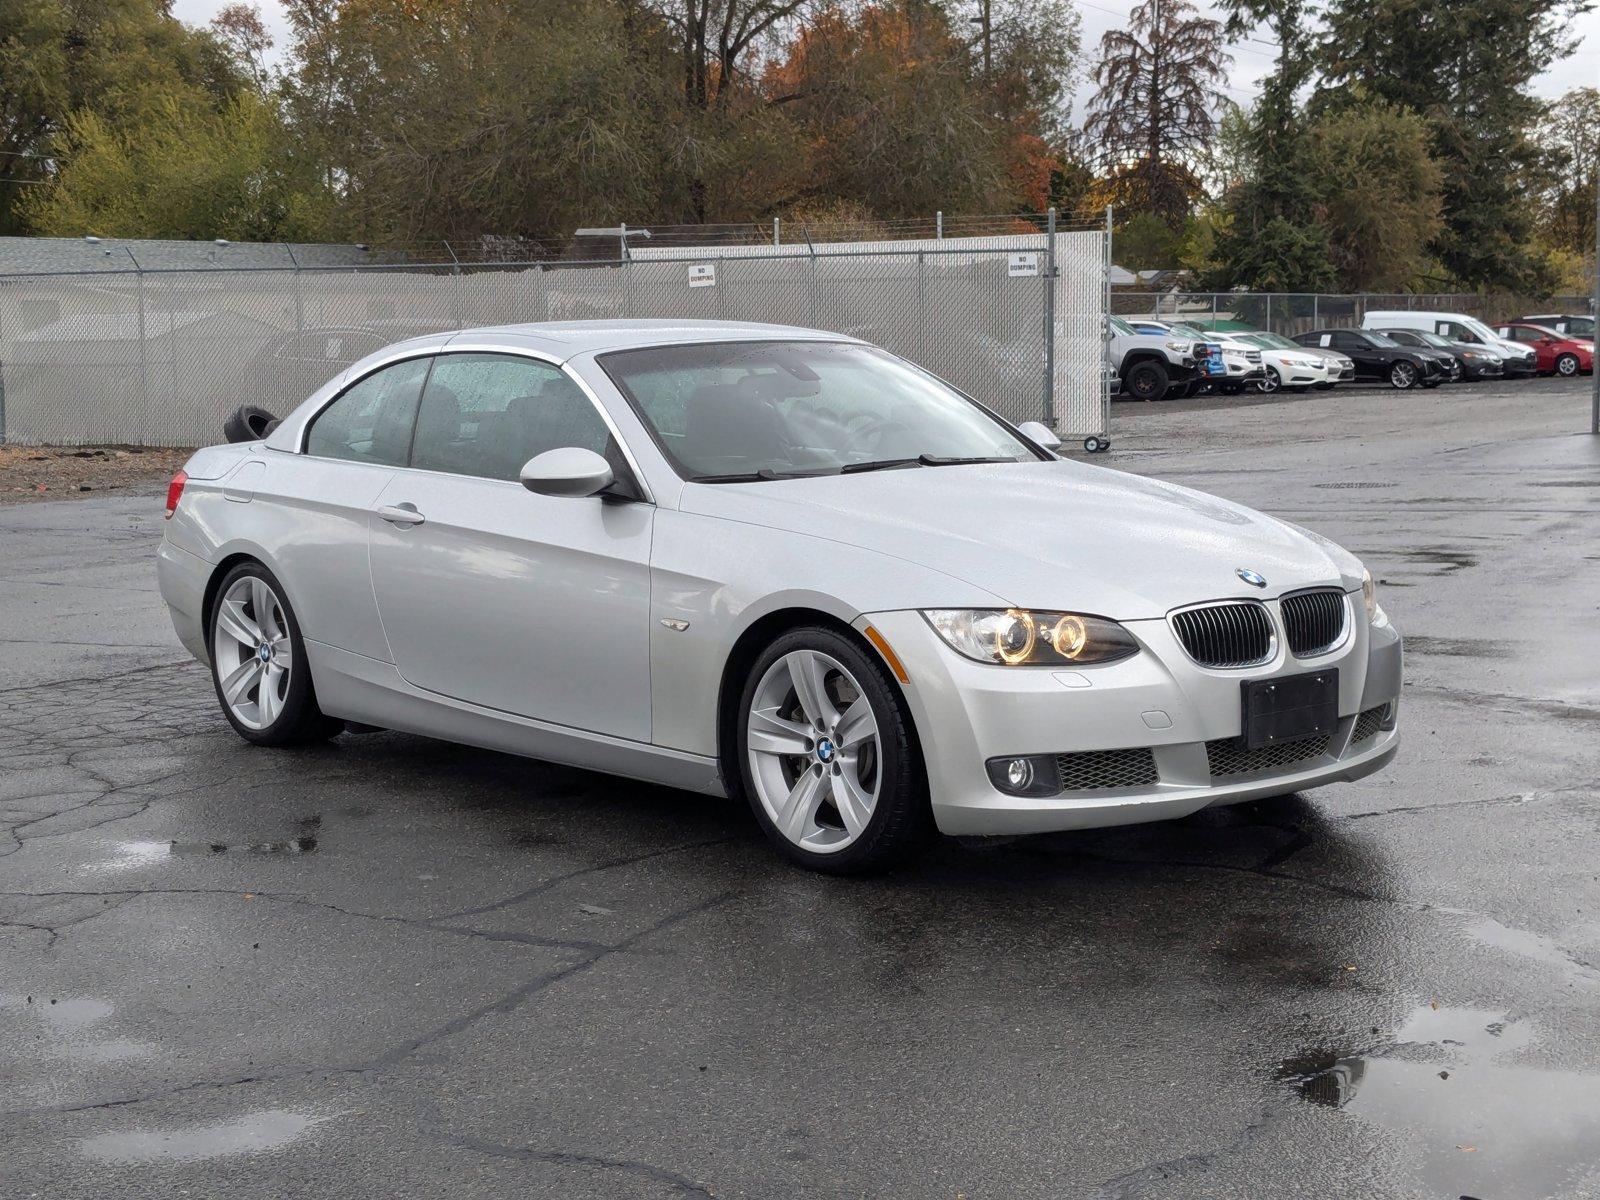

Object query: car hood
[1296,346,1353,365]
[681,461,1362,619]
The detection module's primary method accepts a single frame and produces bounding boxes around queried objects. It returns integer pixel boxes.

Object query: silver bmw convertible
[157,320,1400,872]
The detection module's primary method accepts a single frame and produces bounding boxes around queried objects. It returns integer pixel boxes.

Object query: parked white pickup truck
[1128,320,1269,396]
[1107,315,1206,401]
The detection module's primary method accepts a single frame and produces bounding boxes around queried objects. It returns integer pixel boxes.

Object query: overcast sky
[172,0,1600,120]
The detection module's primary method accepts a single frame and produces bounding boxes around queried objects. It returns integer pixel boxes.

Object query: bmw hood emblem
[1236,568,1267,588]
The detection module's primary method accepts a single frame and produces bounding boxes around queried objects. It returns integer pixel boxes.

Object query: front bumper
[860,606,1402,837]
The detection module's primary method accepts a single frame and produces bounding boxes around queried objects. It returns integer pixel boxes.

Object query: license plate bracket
[1241,670,1338,750]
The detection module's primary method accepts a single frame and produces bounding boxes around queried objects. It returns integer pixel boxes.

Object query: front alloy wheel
[738,627,930,873]
[1389,360,1418,389]
[1255,368,1281,394]
[1556,353,1580,377]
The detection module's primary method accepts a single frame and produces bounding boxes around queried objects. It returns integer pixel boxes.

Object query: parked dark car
[1493,323,1594,377]
[1382,328,1504,381]
[1515,313,1595,339]
[1292,328,1448,389]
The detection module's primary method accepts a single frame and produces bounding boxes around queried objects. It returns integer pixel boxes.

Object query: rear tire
[736,626,932,874]
[208,561,343,746]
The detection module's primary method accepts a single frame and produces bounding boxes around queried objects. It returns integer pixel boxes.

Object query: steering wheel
[843,413,910,452]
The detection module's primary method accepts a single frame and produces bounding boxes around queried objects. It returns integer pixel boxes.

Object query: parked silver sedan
[158,320,1401,872]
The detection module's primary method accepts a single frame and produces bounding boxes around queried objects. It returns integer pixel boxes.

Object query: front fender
[647,509,1006,757]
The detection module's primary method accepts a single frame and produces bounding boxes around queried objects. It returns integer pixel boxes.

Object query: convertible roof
[444,319,860,360]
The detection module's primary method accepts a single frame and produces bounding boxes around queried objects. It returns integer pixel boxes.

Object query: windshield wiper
[692,467,833,484]
[841,453,1016,474]
[839,457,923,474]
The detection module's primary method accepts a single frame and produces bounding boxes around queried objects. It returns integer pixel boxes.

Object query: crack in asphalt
[423,1126,719,1197]
[11,889,739,1118]
[1086,1104,1281,1199]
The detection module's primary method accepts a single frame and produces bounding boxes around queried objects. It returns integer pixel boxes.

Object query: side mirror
[519,447,614,498]
[1017,420,1063,451]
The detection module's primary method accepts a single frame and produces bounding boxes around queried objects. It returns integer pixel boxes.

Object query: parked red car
[1493,323,1594,377]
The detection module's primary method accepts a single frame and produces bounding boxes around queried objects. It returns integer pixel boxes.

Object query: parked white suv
[1362,311,1536,376]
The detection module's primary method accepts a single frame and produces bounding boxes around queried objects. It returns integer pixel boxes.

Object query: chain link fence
[0,222,1111,448]
[1111,291,1596,337]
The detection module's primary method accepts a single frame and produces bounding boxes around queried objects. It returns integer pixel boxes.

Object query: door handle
[377,503,425,527]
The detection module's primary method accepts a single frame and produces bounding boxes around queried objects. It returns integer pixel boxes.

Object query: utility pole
[1592,147,1598,434]
[968,2,993,87]
[981,0,992,83]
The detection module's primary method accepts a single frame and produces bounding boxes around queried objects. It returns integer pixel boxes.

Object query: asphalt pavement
[2,374,1598,1198]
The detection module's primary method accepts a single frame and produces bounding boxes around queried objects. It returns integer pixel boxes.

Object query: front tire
[1255,368,1281,394]
[1556,353,1580,377]
[736,627,931,874]
[1389,360,1418,389]
[209,562,342,746]
[1124,360,1169,402]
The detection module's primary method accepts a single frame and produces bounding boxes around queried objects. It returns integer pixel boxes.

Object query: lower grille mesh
[1350,705,1387,745]
[1055,747,1160,791]
[1206,734,1330,778]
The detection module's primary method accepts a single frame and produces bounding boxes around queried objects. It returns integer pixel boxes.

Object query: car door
[262,355,430,662]
[366,351,654,742]
[1330,331,1381,379]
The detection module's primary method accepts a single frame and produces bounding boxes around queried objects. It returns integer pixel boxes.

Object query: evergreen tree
[1204,0,1336,291]
[1317,0,1591,290]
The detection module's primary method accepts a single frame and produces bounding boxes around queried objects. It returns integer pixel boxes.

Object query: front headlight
[923,609,1141,666]
[1361,569,1388,628]
[1165,340,1189,353]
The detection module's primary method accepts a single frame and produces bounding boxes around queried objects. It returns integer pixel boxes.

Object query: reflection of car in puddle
[1281,1005,1600,1197]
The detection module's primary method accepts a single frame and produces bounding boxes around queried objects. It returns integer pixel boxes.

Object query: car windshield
[1365,331,1401,347]
[599,340,1039,482]
[1252,332,1301,351]
[1108,316,1137,336]
[1410,331,1452,347]
[1457,316,1502,343]
[1165,323,1207,339]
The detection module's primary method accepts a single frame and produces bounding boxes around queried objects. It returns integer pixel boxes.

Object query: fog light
[985,754,1061,797]
[1380,700,1398,731]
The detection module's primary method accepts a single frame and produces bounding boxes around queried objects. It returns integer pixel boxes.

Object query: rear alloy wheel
[1255,368,1281,394]
[209,563,342,746]
[1389,360,1418,389]
[1124,360,1169,402]
[738,627,930,873]
[1556,353,1580,377]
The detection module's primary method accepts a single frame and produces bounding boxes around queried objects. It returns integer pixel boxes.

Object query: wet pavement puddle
[1,993,159,1065]
[76,1109,327,1164]
[87,816,321,871]
[1281,1006,1600,1197]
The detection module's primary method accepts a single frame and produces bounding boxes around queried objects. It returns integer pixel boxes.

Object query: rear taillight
[164,470,187,519]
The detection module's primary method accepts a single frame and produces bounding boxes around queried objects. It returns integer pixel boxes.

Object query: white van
[1362,311,1535,376]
